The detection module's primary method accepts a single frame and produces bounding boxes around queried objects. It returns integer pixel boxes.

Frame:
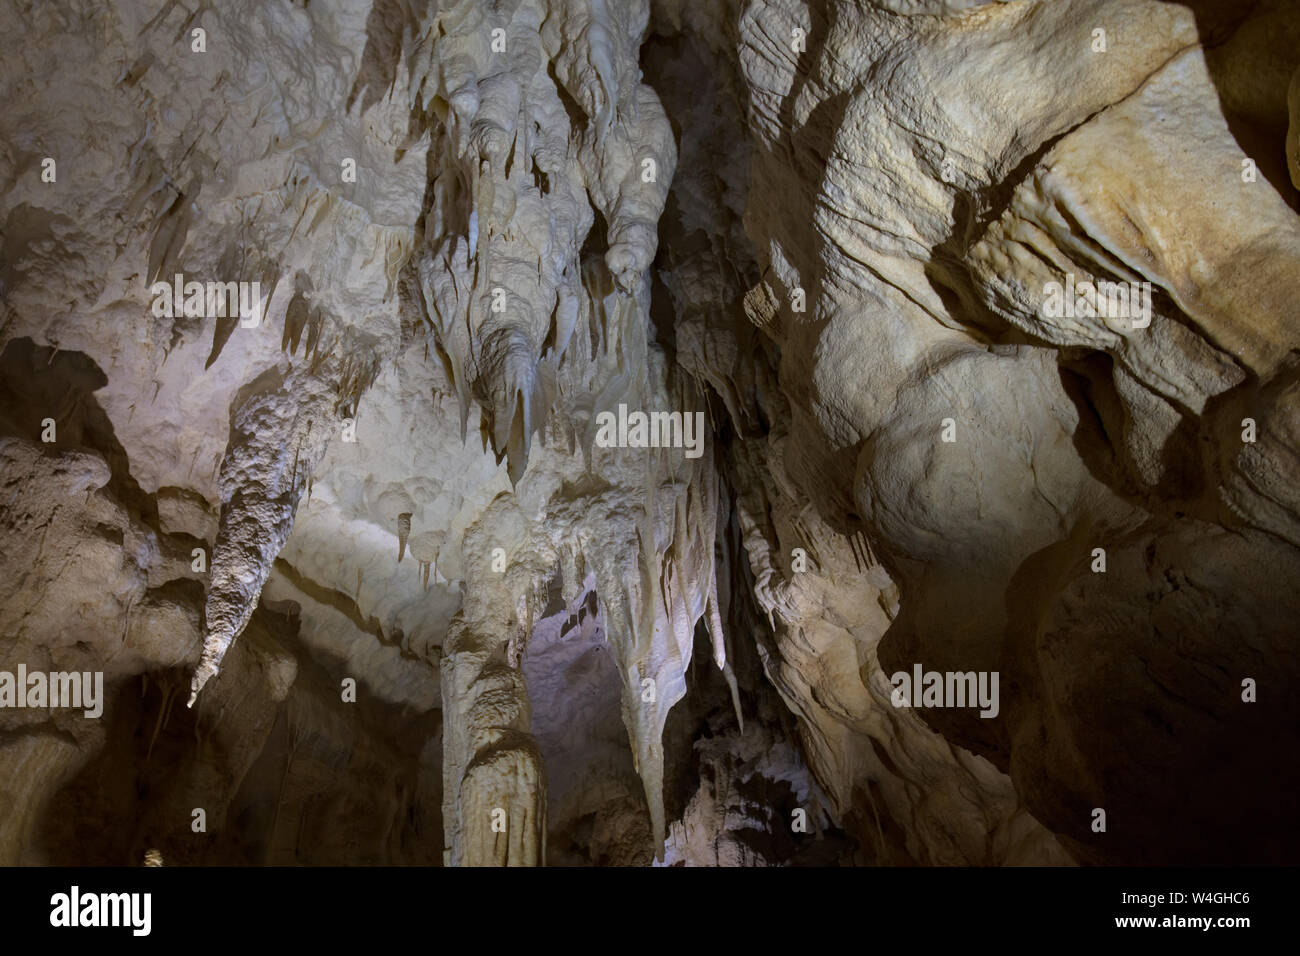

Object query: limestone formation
[0,0,1295,867]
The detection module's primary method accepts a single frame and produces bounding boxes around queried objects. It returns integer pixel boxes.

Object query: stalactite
[188,369,339,707]
[397,512,411,564]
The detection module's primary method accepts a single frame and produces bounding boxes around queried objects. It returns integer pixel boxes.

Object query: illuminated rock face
[0,0,1295,866]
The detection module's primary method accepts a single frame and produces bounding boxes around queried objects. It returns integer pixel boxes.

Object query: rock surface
[0,0,1295,865]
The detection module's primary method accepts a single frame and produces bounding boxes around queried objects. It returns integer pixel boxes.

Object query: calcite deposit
[0,0,1295,866]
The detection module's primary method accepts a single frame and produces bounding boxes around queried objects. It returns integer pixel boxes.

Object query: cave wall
[1,0,1296,865]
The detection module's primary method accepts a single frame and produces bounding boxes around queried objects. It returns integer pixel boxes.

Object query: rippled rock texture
[0,0,1295,866]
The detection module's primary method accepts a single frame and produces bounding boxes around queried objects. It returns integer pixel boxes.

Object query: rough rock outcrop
[1,0,1295,866]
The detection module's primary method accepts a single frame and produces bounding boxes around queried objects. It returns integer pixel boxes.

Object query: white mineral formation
[0,0,1295,867]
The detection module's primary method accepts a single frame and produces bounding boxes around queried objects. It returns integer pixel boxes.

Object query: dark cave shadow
[1165,0,1299,208]
[671,0,843,361]
[34,666,203,866]
[767,1,844,352]
[1055,351,1138,499]
[1054,343,1281,534]
[346,0,417,118]
[736,1,872,542]
[638,30,766,438]
[0,337,160,529]
[34,603,445,866]
[921,122,1084,347]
